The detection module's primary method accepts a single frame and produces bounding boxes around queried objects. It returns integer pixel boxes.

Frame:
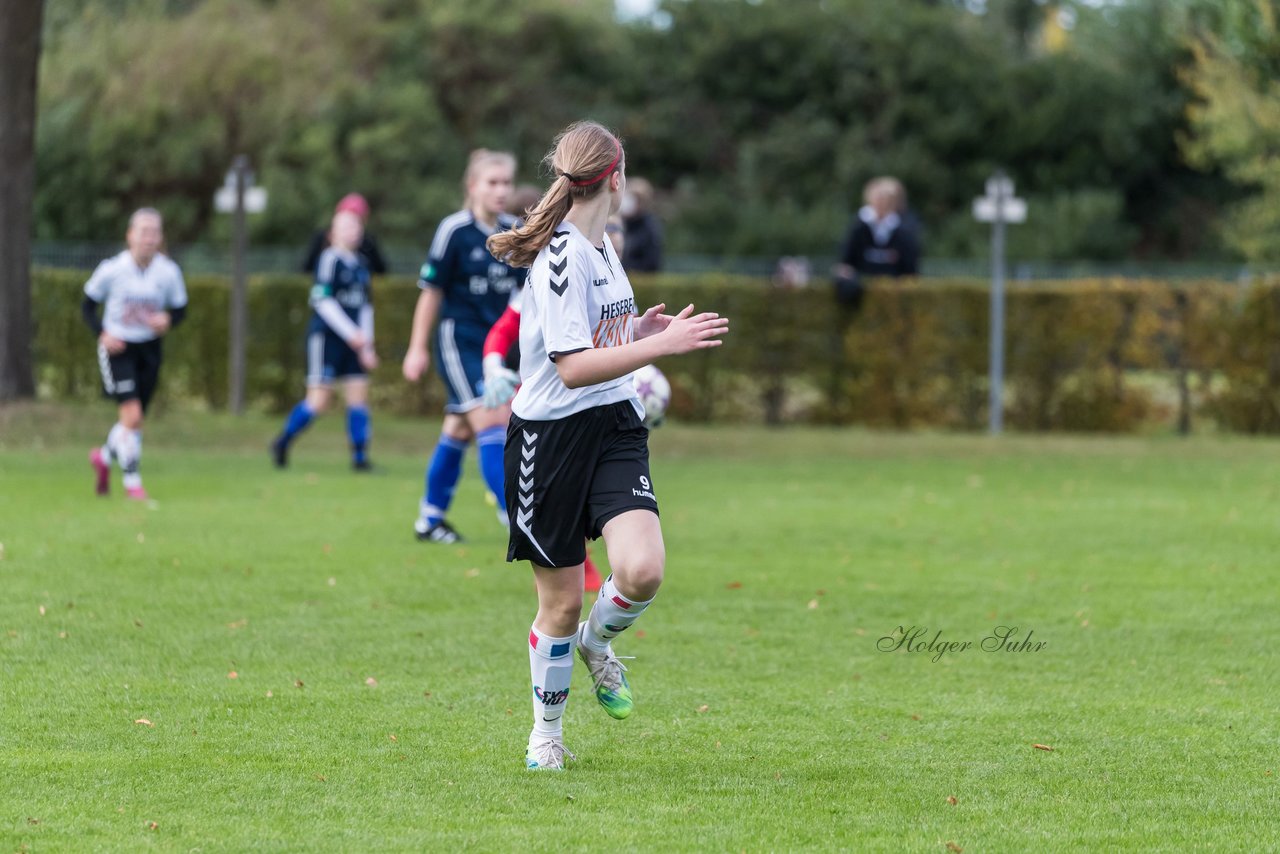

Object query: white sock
[103,422,127,465]
[581,575,654,654]
[528,626,575,740]
[116,429,143,489]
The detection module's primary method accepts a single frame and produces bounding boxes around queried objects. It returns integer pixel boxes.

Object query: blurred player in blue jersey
[402,149,526,543]
[271,209,378,470]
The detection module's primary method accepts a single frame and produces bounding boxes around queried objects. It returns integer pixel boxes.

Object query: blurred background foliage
[31,0,1280,264]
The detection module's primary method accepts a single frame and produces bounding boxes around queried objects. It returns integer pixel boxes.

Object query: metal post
[988,170,1006,435]
[229,155,248,414]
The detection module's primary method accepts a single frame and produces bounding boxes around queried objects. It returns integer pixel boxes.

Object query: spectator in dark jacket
[836,176,920,280]
[302,193,389,275]
[619,177,664,273]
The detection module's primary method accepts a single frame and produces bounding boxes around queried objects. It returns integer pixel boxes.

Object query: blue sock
[422,434,468,523]
[278,401,314,446]
[347,406,371,464]
[477,426,507,512]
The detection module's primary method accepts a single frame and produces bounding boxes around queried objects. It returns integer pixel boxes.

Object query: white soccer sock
[528,626,575,740]
[103,422,127,465]
[116,429,143,489]
[580,575,654,654]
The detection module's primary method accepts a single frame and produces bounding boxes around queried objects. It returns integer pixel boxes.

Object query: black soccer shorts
[97,338,163,412]
[505,400,659,568]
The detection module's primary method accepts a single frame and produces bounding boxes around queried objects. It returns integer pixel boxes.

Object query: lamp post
[972,171,1026,435]
[214,157,267,414]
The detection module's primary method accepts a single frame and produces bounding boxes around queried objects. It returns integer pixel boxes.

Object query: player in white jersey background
[486,121,729,771]
[81,208,188,500]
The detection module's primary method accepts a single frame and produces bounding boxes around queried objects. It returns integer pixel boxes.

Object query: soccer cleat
[125,486,149,501]
[270,438,288,469]
[89,448,110,496]
[352,458,373,472]
[414,518,464,544]
[583,552,602,593]
[525,736,575,771]
[577,623,634,720]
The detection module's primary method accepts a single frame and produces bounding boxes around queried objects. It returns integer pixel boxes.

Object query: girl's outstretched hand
[658,303,729,356]
[634,303,672,340]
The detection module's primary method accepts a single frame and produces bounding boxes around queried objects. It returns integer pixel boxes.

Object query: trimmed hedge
[30,268,1280,432]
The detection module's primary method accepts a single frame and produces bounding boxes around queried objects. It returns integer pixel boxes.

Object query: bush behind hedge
[31,268,1280,433]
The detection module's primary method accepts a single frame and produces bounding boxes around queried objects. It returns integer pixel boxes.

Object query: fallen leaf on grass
[388,734,397,742]
[27,817,40,825]
[911,714,921,721]
[1033,743,1054,751]
[365,677,378,687]
[295,679,305,688]
[58,631,68,639]
[807,599,819,610]
[134,619,144,628]
[696,704,709,713]
[314,774,327,782]
[147,822,159,831]
[38,605,45,616]
[134,718,154,727]
[946,796,958,805]
[816,589,826,597]
[635,630,647,639]
[565,795,575,802]
[726,581,742,590]
[945,842,962,853]
[227,671,238,680]
[327,577,337,587]
[265,690,273,698]
[464,568,480,578]
[227,619,247,630]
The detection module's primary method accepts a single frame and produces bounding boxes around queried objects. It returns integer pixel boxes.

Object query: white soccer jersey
[84,251,188,343]
[511,222,644,421]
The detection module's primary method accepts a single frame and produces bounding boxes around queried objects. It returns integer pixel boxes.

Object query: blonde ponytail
[487,121,624,268]
[488,176,574,268]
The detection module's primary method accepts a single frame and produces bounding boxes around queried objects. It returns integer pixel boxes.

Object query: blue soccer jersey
[308,247,371,336]
[418,210,526,330]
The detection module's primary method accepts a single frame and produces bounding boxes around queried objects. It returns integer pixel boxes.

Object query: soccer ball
[633,364,671,427]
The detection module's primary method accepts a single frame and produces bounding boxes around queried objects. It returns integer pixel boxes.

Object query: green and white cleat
[577,623,635,720]
[525,736,575,771]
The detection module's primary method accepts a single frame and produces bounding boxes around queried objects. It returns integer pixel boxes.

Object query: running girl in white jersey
[486,121,729,770]
[83,208,188,500]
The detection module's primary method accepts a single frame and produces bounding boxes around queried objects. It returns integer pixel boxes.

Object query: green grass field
[2,403,1277,852]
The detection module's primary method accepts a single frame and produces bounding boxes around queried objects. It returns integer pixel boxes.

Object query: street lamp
[214,156,267,414]
[973,171,1026,435]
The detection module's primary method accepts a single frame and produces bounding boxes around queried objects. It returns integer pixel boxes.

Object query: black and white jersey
[84,251,188,343]
[511,222,643,422]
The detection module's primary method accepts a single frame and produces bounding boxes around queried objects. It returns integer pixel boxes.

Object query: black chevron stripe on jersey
[549,234,570,296]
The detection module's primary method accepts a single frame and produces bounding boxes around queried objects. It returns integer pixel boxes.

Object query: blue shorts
[434,318,487,414]
[306,329,365,386]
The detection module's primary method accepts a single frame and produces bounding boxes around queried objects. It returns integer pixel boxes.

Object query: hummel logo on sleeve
[549,232,569,296]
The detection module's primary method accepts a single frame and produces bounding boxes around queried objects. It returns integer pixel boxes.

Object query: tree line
[27,0,1280,263]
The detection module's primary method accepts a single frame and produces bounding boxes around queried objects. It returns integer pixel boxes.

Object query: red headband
[567,139,622,187]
